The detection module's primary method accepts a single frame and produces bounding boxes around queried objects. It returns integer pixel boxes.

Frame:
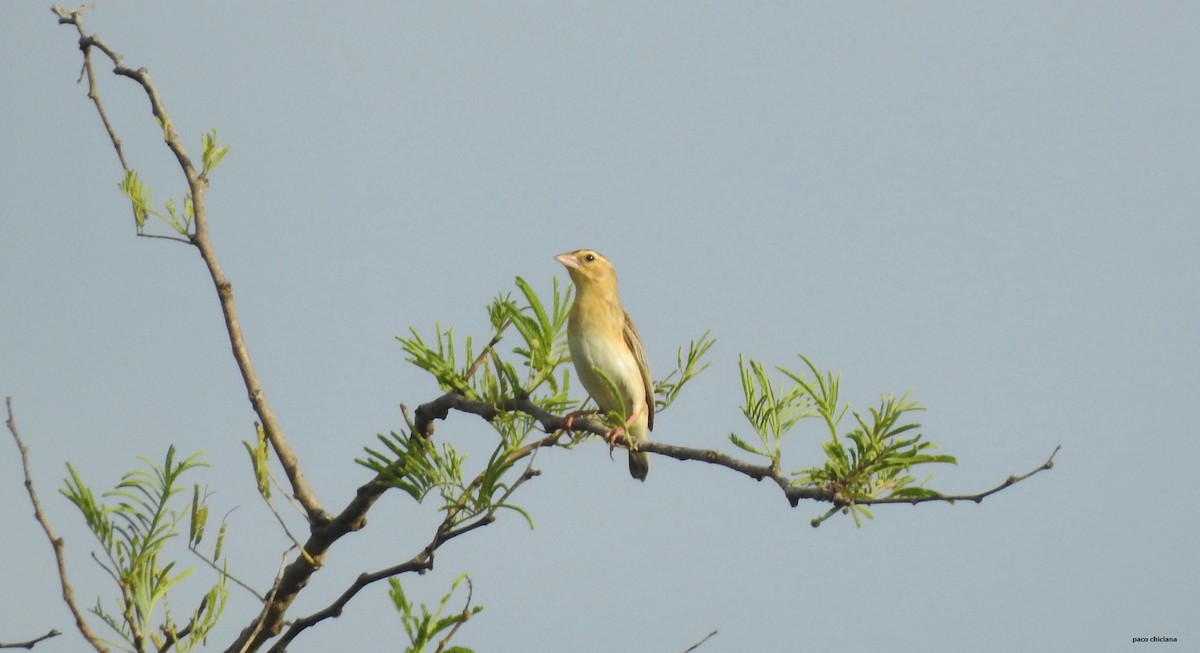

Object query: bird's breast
[568,326,645,416]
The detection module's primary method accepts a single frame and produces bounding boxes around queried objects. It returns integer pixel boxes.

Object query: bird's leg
[603,405,646,456]
[559,409,600,433]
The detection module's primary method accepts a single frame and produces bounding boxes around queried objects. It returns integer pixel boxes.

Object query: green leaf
[655,330,715,413]
[188,485,207,547]
[242,423,270,499]
[118,169,152,229]
[388,574,482,653]
[201,128,230,175]
[729,432,767,457]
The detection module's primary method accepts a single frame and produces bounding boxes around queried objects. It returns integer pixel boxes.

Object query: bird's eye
[584,253,596,262]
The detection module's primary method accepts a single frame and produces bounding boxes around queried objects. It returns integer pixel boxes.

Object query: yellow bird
[556,249,654,481]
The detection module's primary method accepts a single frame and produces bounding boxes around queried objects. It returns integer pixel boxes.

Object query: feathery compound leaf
[788,377,957,523]
[398,325,476,397]
[733,355,813,465]
[388,574,482,653]
[119,169,152,229]
[242,422,271,499]
[188,485,207,547]
[656,330,715,413]
[729,432,767,457]
[515,276,550,336]
[60,447,223,649]
[358,432,444,502]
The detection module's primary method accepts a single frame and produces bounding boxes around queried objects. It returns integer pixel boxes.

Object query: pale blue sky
[3,3,1197,652]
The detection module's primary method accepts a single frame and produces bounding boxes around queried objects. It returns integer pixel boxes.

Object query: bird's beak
[555,252,578,269]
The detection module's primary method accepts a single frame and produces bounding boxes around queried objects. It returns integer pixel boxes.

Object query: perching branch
[51,4,328,527]
[5,398,109,653]
[414,389,1060,522]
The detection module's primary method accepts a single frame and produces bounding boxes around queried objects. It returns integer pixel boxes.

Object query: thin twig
[136,232,194,245]
[400,403,417,432]
[268,470,309,518]
[0,630,62,650]
[682,629,719,653]
[187,545,266,603]
[89,550,120,586]
[235,547,295,653]
[433,577,475,653]
[259,476,310,560]
[51,6,128,172]
[462,319,509,382]
[5,398,110,653]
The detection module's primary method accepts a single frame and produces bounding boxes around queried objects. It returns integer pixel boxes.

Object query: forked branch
[51,4,328,527]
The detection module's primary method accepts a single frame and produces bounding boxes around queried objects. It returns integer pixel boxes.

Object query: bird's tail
[628,450,649,481]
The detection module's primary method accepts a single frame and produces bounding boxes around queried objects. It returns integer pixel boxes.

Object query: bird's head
[555,249,617,291]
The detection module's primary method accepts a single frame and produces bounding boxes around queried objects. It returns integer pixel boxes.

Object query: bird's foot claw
[603,427,628,459]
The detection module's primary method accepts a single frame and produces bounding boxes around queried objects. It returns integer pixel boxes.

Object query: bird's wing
[622,309,654,430]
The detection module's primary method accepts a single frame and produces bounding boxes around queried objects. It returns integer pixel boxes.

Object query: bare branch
[187,548,266,603]
[51,4,329,527]
[5,398,109,653]
[0,630,62,650]
[50,6,128,172]
[682,630,719,653]
[252,471,310,562]
[136,233,194,245]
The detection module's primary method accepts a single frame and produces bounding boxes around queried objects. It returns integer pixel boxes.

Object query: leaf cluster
[360,431,504,521]
[654,330,715,413]
[364,277,577,524]
[729,355,957,525]
[61,446,228,652]
[389,574,482,653]
[117,129,228,237]
[398,276,573,411]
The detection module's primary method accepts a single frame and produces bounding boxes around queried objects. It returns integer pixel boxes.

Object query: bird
[555,249,654,481]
